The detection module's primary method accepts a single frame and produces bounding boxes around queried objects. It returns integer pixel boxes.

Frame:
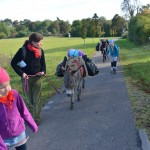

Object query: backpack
[96,43,100,51]
[55,62,64,77]
[18,46,42,68]
[84,57,99,76]
[17,47,27,68]
[55,56,67,77]
[21,46,42,60]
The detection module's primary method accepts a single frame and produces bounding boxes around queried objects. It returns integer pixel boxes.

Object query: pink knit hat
[0,67,10,84]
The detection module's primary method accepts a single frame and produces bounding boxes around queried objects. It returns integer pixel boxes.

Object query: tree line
[0,0,149,45]
[0,14,127,39]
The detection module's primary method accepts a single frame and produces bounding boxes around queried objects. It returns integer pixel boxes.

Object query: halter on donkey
[63,56,86,110]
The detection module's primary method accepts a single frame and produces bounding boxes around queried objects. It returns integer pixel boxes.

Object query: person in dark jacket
[11,32,46,125]
[0,67,38,150]
[99,38,109,54]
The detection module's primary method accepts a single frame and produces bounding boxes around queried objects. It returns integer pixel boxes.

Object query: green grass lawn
[0,37,99,106]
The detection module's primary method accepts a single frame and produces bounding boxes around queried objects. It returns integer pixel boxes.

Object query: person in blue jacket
[108,39,119,74]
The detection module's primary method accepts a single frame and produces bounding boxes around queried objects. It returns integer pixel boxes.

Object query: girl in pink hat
[0,135,7,150]
[0,67,38,150]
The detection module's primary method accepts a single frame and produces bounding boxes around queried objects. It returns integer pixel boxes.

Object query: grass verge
[117,39,150,138]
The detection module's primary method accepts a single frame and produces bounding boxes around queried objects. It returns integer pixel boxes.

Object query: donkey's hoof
[77,98,80,101]
[67,94,71,97]
[70,105,73,110]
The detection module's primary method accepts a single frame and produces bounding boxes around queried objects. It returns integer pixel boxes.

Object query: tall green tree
[128,12,150,44]
[139,4,150,15]
[111,14,127,36]
[59,20,71,36]
[92,13,99,36]
[48,20,60,35]
[81,19,87,47]
[121,0,141,19]
[90,19,96,43]
[70,20,81,37]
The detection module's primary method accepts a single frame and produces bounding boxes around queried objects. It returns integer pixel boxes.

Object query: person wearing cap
[11,32,46,125]
[0,67,38,150]
[108,39,119,74]
[99,38,109,54]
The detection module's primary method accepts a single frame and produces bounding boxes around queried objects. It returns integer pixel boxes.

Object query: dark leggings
[15,143,27,150]
[111,61,117,67]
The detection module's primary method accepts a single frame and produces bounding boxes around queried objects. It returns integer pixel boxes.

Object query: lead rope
[44,74,61,94]
[23,72,41,93]
[23,73,61,94]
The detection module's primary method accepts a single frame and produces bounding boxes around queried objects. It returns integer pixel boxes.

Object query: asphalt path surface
[26,52,142,150]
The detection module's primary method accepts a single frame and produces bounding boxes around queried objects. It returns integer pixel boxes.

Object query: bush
[17,31,27,37]
[0,32,7,39]
[121,31,128,39]
[128,14,150,44]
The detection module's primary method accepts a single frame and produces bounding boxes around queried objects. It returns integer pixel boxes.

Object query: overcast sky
[0,0,149,23]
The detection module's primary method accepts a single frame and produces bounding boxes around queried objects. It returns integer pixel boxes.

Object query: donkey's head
[63,70,75,97]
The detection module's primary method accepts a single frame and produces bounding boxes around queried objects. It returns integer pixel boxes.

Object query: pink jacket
[0,89,38,140]
[0,135,7,150]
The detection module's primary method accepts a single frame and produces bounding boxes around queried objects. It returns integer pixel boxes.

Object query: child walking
[0,135,7,150]
[0,67,38,150]
[108,40,119,74]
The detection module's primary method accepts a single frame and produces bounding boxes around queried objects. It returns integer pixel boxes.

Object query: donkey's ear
[61,66,66,71]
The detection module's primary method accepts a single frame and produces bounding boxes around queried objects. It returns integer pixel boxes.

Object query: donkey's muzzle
[65,89,73,97]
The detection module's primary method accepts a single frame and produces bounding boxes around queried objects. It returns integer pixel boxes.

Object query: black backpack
[83,56,99,76]
[55,62,64,77]
[96,43,100,51]
[55,56,67,77]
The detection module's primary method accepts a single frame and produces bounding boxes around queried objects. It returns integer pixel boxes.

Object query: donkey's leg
[82,78,85,89]
[70,93,74,110]
[77,80,82,101]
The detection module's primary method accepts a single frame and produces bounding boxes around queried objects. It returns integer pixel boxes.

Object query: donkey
[63,57,86,110]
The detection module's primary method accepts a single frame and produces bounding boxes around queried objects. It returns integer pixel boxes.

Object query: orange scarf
[27,43,41,58]
[0,90,14,109]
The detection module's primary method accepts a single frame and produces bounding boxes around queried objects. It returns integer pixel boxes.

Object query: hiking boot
[113,68,116,74]
[110,70,113,74]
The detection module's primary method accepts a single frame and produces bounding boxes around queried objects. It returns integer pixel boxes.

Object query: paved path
[26,52,142,150]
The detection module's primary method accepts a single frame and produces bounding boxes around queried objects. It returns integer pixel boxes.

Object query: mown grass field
[0,37,150,138]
